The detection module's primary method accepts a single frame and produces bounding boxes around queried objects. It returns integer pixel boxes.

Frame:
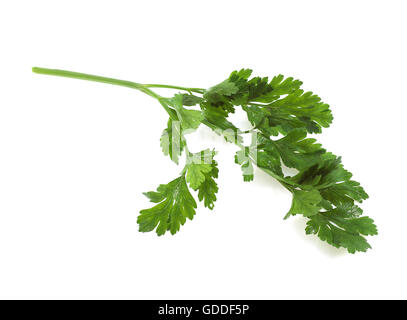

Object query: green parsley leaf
[288,156,368,206]
[197,164,218,210]
[256,147,284,177]
[138,175,197,236]
[267,89,333,131]
[181,94,203,106]
[204,79,239,100]
[255,74,303,103]
[286,189,323,219]
[201,105,243,144]
[305,204,377,253]
[160,119,185,164]
[186,162,213,190]
[167,94,203,131]
[258,129,326,170]
[188,149,219,210]
[202,79,239,116]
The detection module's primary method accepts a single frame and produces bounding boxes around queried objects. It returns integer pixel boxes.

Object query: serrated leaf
[168,94,203,131]
[289,156,368,206]
[286,189,323,218]
[258,129,326,170]
[182,94,203,106]
[239,72,332,135]
[185,149,220,209]
[305,205,377,253]
[204,79,239,99]
[186,163,213,190]
[256,149,284,177]
[138,176,197,236]
[195,150,219,209]
[320,180,369,206]
[160,119,185,164]
[202,106,243,144]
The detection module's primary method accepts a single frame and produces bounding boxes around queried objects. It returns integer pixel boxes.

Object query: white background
[0,0,406,299]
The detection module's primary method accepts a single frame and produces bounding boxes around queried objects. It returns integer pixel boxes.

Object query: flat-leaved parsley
[33,67,377,253]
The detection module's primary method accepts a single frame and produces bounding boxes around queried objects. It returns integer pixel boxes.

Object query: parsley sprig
[32,67,377,253]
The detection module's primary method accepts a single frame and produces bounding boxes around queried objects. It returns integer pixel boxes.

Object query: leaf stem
[33,67,147,92]
[32,67,176,118]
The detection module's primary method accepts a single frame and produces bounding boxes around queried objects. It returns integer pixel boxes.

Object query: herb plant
[32,67,377,253]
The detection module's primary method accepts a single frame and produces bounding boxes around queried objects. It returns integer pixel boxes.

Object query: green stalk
[32,67,190,118]
[33,67,148,92]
